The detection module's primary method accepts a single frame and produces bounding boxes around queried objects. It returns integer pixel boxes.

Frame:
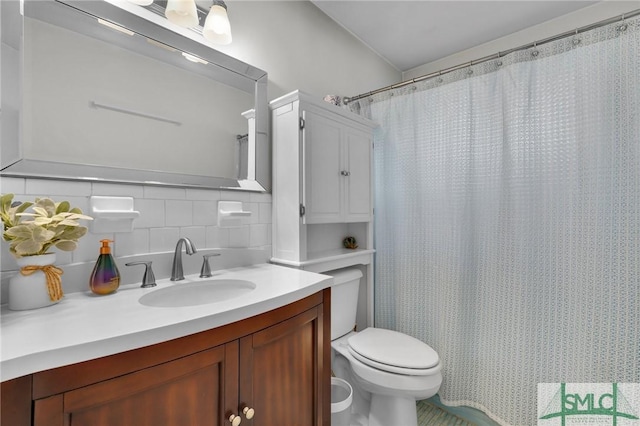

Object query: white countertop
[0,263,332,382]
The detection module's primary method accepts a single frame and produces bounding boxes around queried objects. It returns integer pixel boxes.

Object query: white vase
[9,253,63,311]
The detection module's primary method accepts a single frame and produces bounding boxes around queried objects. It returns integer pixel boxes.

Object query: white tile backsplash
[92,183,145,198]
[165,200,193,226]
[249,223,270,247]
[0,177,26,194]
[259,202,272,224]
[115,229,150,256]
[245,202,260,224]
[135,199,166,228]
[206,226,229,248]
[228,226,250,248]
[74,232,110,263]
[179,226,207,249]
[26,178,92,197]
[1,179,273,301]
[193,200,218,226]
[186,188,221,201]
[143,186,187,200]
[149,227,181,252]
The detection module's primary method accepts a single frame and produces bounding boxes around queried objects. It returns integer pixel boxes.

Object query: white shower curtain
[351,17,639,425]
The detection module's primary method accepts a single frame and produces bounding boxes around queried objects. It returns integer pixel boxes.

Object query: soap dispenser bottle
[90,239,121,295]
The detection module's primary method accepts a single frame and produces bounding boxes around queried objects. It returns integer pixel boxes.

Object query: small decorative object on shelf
[1,194,93,310]
[323,94,342,106]
[342,236,358,250]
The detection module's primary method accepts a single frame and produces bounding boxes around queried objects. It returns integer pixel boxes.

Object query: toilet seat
[347,328,439,376]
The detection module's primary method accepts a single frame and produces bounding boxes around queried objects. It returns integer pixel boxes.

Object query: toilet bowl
[328,268,442,426]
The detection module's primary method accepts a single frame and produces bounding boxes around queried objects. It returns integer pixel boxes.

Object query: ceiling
[311,1,599,71]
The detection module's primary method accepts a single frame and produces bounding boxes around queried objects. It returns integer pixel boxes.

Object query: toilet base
[368,394,417,426]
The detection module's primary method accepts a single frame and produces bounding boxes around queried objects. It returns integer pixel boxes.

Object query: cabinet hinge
[299,117,305,130]
[300,204,306,217]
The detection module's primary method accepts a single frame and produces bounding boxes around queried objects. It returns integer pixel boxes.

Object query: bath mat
[417,400,476,426]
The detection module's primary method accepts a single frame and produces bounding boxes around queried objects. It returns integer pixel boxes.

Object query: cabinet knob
[242,406,255,419]
[341,170,351,176]
[229,414,242,426]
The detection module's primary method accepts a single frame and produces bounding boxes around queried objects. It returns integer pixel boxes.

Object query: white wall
[4,0,634,299]
[212,1,400,101]
[0,0,399,301]
[404,1,639,81]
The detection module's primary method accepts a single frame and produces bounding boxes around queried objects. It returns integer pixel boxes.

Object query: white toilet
[329,268,442,426]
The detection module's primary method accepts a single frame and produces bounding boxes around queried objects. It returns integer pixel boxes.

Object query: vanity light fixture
[126,0,233,44]
[203,0,232,45]
[146,37,178,52]
[165,0,199,28]
[126,0,154,5]
[181,52,209,65]
[97,18,135,36]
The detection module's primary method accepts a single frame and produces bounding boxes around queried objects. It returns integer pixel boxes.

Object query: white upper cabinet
[271,91,375,226]
[270,90,377,268]
[302,108,372,223]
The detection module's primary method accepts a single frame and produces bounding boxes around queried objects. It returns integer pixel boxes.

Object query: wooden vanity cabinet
[1,289,331,426]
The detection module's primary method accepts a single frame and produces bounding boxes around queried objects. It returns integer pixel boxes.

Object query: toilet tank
[328,268,363,340]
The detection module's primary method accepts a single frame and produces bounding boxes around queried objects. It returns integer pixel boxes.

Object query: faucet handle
[125,261,157,288]
[200,253,221,278]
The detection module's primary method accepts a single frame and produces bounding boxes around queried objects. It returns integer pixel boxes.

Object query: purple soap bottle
[89,239,120,295]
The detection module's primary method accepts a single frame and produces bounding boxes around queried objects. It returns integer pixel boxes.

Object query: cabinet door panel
[240,307,322,426]
[1,376,32,426]
[38,346,229,426]
[33,395,63,426]
[345,128,372,221]
[303,110,342,224]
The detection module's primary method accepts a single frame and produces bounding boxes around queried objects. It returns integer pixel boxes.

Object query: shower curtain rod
[343,8,640,105]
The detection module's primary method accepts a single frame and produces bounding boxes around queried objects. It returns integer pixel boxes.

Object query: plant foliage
[1,194,93,258]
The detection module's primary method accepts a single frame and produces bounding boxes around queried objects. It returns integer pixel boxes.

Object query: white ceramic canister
[9,253,62,310]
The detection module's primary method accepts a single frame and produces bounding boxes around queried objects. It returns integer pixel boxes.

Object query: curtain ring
[532,41,539,57]
[617,13,628,32]
[572,28,581,45]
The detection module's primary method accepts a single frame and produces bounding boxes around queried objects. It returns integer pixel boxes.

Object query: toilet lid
[347,328,439,374]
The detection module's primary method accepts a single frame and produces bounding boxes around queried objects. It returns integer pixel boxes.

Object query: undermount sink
[139,279,256,308]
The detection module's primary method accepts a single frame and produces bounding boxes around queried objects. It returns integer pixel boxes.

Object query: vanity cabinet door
[33,345,233,426]
[239,306,326,426]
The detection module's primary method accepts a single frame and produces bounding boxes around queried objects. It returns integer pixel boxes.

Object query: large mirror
[1,0,270,191]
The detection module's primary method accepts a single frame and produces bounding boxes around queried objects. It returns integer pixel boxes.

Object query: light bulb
[97,19,135,36]
[165,0,199,28]
[126,0,154,5]
[181,52,208,65]
[203,4,232,44]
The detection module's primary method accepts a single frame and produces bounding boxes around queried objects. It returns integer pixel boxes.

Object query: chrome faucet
[171,237,197,281]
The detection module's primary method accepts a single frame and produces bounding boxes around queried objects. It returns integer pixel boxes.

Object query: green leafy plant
[1,194,93,258]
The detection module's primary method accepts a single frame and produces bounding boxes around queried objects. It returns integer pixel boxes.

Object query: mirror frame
[1,0,270,192]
